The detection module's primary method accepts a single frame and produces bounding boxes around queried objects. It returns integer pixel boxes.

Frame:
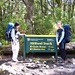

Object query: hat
[14,22,20,27]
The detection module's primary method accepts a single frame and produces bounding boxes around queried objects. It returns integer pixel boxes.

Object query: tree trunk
[22,0,34,34]
[71,0,75,33]
[62,0,66,18]
[0,6,2,25]
[68,0,71,22]
[40,0,43,14]
[44,0,48,15]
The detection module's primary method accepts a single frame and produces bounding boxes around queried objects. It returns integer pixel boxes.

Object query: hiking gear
[11,29,20,42]
[63,24,71,43]
[6,23,14,42]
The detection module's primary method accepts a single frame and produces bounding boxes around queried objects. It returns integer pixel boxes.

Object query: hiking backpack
[6,23,14,42]
[63,24,71,43]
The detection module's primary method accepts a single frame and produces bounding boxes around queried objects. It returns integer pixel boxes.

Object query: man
[11,22,25,62]
[56,21,67,63]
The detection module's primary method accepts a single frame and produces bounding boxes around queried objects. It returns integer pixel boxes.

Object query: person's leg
[11,42,19,61]
[11,42,15,60]
[59,42,66,62]
[14,42,19,61]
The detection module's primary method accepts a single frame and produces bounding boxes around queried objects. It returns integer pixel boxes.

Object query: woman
[56,21,67,63]
[11,22,25,62]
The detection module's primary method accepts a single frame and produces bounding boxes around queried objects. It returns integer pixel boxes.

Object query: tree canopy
[0,0,75,45]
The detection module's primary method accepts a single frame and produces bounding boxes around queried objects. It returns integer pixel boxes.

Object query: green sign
[23,35,57,59]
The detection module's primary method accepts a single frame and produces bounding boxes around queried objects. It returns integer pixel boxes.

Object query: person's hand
[57,42,59,46]
[23,34,26,36]
[20,30,26,34]
[22,34,26,36]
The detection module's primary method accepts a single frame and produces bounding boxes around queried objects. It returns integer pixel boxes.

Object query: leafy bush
[34,14,55,34]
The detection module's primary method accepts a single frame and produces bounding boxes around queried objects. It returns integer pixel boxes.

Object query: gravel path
[0,53,75,75]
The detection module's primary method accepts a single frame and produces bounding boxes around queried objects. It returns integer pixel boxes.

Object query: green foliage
[34,14,54,34]
[54,7,62,21]
[0,0,75,45]
[0,0,27,45]
[71,39,75,42]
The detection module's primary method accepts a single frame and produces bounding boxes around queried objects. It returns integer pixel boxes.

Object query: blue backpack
[6,23,14,42]
[63,24,71,43]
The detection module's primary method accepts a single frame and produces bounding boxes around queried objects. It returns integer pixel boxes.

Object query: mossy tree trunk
[22,0,34,34]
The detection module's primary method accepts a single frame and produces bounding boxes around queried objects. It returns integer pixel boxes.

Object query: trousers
[11,41,19,61]
[59,41,66,60]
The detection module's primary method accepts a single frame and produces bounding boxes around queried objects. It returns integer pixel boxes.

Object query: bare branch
[22,0,27,6]
[47,0,53,8]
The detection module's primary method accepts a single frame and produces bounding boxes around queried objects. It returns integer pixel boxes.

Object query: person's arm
[56,32,58,43]
[58,29,64,44]
[16,31,25,36]
[11,28,16,42]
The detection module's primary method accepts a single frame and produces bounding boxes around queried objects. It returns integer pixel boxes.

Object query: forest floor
[0,52,75,75]
[0,43,75,75]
